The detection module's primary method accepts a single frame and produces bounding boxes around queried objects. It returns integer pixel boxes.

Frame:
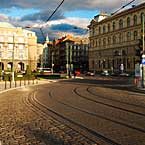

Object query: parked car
[100,70,110,76]
[85,72,95,76]
[119,72,130,77]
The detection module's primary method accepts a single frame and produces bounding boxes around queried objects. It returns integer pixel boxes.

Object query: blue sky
[0,0,144,41]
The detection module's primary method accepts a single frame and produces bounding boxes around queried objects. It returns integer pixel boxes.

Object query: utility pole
[66,42,69,78]
[141,13,145,88]
[51,51,54,74]
[12,34,15,82]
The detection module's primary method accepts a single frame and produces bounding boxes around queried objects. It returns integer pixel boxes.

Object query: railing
[0,79,39,92]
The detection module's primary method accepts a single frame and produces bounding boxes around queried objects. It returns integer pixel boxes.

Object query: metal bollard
[5,80,7,89]
[20,79,21,86]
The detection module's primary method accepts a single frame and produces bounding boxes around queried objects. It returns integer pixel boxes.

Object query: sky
[0,0,144,42]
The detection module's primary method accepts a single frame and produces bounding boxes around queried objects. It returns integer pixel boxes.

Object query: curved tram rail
[23,89,122,145]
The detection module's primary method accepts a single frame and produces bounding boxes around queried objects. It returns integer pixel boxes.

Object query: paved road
[0,77,145,145]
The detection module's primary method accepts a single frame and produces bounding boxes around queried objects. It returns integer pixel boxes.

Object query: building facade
[51,35,89,73]
[0,22,37,72]
[88,3,145,74]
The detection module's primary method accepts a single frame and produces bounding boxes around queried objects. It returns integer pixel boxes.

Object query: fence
[0,79,39,92]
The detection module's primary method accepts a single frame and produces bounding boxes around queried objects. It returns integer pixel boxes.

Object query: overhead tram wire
[111,0,136,15]
[40,0,65,40]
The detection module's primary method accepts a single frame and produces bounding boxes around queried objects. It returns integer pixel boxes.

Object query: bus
[37,67,52,74]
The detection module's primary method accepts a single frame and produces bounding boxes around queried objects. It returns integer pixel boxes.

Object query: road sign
[142,58,145,65]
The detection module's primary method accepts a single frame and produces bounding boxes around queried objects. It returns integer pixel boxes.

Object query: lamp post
[51,51,54,74]
[11,34,15,82]
[66,42,69,78]
[141,13,145,88]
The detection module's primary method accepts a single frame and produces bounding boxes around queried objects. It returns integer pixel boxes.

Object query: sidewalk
[0,79,58,93]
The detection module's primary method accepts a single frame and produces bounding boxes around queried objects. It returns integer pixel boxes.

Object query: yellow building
[88,3,145,74]
[0,22,37,72]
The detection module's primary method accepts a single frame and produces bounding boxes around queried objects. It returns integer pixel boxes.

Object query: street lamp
[141,13,145,88]
[51,51,54,74]
[11,34,15,82]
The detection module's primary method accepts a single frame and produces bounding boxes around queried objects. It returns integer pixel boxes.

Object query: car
[100,70,110,76]
[75,71,81,76]
[119,73,130,77]
[85,72,95,76]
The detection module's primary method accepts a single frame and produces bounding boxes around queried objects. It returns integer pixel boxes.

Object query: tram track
[22,82,145,145]
[74,87,145,117]
[87,87,145,110]
[22,90,102,145]
[22,89,123,145]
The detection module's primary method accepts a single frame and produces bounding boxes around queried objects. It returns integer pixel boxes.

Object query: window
[113,35,116,44]
[19,45,24,50]
[134,31,138,40]
[108,37,111,44]
[103,38,106,46]
[96,39,98,47]
[127,32,131,41]
[8,44,13,50]
[119,33,123,43]
[99,26,101,34]
[8,36,13,42]
[119,19,123,29]
[141,12,145,24]
[127,17,130,27]
[18,37,24,43]
[99,39,101,46]
[113,22,116,31]
[7,51,13,58]
[133,15,137,25]
[0,36,4,42]
[108,23,110,32]
[103,25,106,33]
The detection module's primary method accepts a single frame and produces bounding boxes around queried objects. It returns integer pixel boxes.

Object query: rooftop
[0,22,15,28]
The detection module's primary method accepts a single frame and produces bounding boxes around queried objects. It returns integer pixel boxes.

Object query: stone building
[0,22,37,72]
[51,35,89,73]
[88,2,145,74]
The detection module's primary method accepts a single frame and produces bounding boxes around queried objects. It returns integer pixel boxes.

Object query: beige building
[88,3,145,74]
[0,22,37,72]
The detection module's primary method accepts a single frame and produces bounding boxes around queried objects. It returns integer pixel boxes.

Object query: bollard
[5,80,7,89]
[20,79,21,86]
[15,80,17,87]
[24,79,26,85]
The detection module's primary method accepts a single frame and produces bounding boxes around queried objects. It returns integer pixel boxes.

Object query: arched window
[113,35,116,44]
[127,17,130,27]
[99,26,101,34]
[119,19,123,29]
[103,25,106,33]
[113,22,116,31]
[127,32,131,41]
[99,39,101,46]
[119,33,123,43]
[141,12,145,24]
[103,38,106,46]
[133,15,137,25]
[96,39,98,47]
[134,31,138,40]
[108,23,110,32]
[108,37,111,44]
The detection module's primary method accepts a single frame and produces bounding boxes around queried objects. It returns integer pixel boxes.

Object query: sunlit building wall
[0,22,37,72]
[88,3,145,74]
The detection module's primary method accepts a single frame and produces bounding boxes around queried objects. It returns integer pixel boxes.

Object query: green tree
[26,65,31,76]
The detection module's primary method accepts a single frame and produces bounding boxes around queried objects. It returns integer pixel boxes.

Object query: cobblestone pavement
[0,84,98,145]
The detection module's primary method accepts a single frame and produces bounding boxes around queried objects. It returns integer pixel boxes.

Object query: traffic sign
[142,58,145,65]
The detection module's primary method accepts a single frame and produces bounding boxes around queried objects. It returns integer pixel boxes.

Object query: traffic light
[136,39,143,56]
[135,39,143,63]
